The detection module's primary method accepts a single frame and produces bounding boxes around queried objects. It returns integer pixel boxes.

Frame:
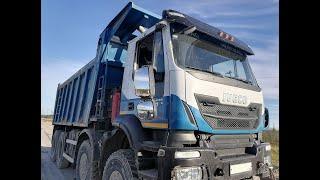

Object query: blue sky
[41,0,279,129]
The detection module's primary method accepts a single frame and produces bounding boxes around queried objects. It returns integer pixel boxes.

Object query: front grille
[195,94,261,130]
[205,116,258,129]
[215,148,246,157]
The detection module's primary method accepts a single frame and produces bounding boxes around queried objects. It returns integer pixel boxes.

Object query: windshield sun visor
[163,9,254,56]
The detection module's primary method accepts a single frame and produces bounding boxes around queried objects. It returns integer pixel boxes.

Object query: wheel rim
[79,153,89,180]
[110,170,123,180]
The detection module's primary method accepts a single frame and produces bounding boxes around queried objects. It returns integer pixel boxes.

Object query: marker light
[218,31,234,42]
[265,144,271,151]
[168,11,185,18]
[175,151,200,159]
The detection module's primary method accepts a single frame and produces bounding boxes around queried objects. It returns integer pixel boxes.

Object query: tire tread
[102,149,139,180]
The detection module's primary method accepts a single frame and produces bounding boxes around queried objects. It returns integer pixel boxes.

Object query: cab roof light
[218,31,234,42]
[168,11,185,18]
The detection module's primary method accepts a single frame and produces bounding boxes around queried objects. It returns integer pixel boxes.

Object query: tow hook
[214,168,224,176]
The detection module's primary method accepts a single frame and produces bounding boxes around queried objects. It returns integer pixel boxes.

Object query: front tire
[102,149,138,180]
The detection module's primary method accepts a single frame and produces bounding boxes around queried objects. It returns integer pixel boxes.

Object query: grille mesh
[205,116,258,129]
[199,103,258,120]
[195,95,260,130]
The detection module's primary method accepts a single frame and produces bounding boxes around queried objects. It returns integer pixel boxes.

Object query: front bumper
[157,143,272,180]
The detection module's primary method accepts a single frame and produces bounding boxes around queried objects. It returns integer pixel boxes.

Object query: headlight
[174,151,200,159]
[265,144,271,151]
[172,166,202,180]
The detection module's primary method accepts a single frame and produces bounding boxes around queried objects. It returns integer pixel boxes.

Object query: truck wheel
[50,130,61,162]
[56,131,69,169]
[102,149,138,180]
[75,140,99,180]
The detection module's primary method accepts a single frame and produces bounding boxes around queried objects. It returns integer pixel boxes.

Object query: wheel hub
[110,170,123,180]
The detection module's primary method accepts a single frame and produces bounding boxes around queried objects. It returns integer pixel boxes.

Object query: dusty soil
[41,119,74,180]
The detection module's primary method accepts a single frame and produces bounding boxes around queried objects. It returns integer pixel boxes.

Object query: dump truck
[50,2,274,180]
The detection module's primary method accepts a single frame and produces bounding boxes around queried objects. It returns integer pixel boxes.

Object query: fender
[113,114,146,150]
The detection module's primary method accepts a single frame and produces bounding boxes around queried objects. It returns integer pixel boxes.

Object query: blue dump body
[52,2,161,127]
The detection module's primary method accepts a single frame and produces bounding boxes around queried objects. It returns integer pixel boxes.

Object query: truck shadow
[41,146,75,180]
[41,146,51,154]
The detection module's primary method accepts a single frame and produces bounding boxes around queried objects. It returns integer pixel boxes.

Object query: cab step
[138,169,158,180]
[141,141,161,152]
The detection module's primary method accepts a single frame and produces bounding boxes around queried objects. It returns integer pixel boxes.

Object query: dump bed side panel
[52,60,125,127]
[53,59,98,126]
[52,2,160,127]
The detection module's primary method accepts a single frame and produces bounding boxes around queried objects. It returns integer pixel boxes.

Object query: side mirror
[133,65,155,97]
[264,108,269,128]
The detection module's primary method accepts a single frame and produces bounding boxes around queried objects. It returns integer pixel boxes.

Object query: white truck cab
[121,11,266,134]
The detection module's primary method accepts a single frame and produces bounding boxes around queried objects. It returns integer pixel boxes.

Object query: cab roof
[162,9,254,55]
[99,2,254,55]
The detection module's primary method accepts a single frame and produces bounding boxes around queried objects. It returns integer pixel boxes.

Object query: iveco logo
[222,92,247,105]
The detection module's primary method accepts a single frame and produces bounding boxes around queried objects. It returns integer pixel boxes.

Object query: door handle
[128,102,134,111]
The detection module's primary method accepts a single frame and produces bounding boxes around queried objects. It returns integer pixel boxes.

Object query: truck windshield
[171,33,258,86]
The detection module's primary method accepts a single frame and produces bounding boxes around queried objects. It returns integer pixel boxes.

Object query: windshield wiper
[225,76,253,85]
[186,66,224,77]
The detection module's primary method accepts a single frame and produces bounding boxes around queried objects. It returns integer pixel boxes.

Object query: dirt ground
[41,119,74,180]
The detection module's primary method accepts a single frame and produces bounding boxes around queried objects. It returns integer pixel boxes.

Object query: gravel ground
[41,119,74,180]
[273,167,279,180]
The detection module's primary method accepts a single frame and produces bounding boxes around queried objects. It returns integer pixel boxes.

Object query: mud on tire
[102,149,138,180]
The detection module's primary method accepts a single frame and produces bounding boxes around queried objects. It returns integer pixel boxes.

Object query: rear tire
[50,130,61,162]
[75,140,99,180]
[102,149,138,180]
[56,131,69,169]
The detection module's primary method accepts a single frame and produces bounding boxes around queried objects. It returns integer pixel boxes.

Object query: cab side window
[136,33,154,68]
[103,41,128,63]
[135,30,165,97]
